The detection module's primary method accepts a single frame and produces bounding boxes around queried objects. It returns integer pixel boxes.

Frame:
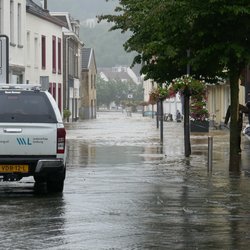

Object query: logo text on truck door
[16,138,32,145]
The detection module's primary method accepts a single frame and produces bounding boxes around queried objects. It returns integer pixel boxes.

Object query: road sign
[0,35,9,83]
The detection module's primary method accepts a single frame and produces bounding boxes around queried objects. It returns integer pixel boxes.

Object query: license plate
[0,165,29,173]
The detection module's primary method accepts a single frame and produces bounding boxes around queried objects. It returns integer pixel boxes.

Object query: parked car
[143,111,156,117]
[0,84,66,192]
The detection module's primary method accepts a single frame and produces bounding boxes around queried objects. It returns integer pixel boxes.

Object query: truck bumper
[35,159,65,174]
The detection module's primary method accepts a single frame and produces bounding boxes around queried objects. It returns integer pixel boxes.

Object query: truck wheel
[47,179,64,193]
[47,169,66,193]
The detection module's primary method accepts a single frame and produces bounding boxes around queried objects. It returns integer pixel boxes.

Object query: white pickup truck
[0,84,66,192]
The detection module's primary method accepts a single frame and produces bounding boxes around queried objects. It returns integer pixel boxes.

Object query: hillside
[40,0,135,67]
[80,23,136,67]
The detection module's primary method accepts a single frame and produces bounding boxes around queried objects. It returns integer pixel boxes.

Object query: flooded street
[1,112,250,249]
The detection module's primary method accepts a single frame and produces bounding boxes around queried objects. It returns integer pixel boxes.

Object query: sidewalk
[161,120,250,171]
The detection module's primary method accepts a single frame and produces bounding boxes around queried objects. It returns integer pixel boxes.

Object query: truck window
[0,91,57,123]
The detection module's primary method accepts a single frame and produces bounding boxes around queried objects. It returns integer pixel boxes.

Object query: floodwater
[1,112,250,249]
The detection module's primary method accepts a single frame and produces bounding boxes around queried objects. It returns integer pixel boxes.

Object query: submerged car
[0,84,66,192]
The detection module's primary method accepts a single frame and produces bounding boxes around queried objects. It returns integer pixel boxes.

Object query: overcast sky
[33,0,117,20]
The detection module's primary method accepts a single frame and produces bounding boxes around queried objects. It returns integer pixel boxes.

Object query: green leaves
[96,77,143,108]
[100,0,250,84]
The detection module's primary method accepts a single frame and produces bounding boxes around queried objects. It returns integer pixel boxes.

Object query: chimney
[44,0,47,10]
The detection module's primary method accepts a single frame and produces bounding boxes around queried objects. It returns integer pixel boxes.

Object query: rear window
[0,91,57,123]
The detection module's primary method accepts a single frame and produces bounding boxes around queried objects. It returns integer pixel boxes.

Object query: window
[10,0,14,44]
[0,0,2,34]
[58,38,61,74]
[26,31,31,65]
[58,83,62,111]
[69,46,74,75]
[52,36,56,73]
[34,36,38,68]
[74,54,78,78]
[41,36,46,69]
[49,82,53,95]
[74,49,78,77]
[91,75,93,89]
[0,92,57,123]
[17,3,22,46]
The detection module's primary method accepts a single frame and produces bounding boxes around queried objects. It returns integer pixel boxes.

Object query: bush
[63,109,71,120]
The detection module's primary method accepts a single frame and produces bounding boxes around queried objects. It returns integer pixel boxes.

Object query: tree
[96,76,143,109]
[96,77,113,108]
[187,1,250,169]
[100,0,250,170]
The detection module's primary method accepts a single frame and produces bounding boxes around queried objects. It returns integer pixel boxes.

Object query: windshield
[0,91,57,123]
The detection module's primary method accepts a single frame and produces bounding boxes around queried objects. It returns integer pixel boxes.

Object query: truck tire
[46,169,66,193]
[47,179,64,193]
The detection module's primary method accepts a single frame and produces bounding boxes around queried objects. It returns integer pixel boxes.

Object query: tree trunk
[184,94,191,157]
[229,70,240,171]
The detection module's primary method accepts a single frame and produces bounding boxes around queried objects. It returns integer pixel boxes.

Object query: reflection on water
[0,189,66,249]
[64,113,250,249]
[2,112,250,249]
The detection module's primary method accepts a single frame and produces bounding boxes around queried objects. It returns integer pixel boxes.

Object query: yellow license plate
[0,165,29,173]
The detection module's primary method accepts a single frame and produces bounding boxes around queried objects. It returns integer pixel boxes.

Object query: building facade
[80,48,97,119]
[143,78,157,114]
[0,0,85,119]
[143,77,246,127]
[26,0,65,112]
[99,66,141,85]
[0,0,26,84]
[51,12,83,122]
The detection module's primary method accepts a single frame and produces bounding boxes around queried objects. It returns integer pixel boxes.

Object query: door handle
[3,128,22,133]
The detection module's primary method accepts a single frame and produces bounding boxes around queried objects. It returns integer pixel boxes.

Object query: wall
[26,12,63,110]
[1,0,26,83]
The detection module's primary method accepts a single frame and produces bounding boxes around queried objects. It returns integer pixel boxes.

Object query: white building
[26,0,65,112]
[50,12,84,121]
[0,0,66,113]
[0,0,26,83]
[0,0,87,119]
[81,47,97,119]
[99,66,141,85]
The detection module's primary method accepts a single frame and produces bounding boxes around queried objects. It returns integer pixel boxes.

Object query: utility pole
[159,98,164,144]
[156,102,159,129]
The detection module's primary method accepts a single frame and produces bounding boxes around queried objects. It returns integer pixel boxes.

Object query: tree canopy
[96,77,143,109]
[99,0,250,167]
[100,0,250,82]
